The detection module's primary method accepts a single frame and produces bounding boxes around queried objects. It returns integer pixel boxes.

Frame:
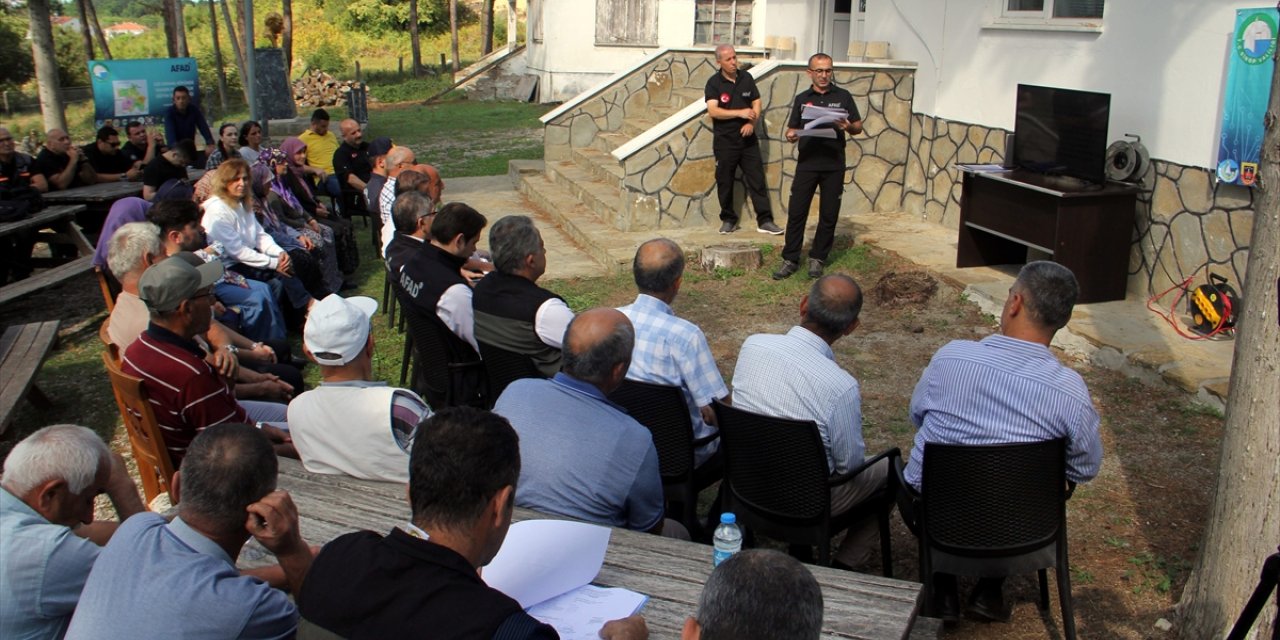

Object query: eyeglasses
[808,68,834,75]
[0,137,13,143]
[191,290,215,301]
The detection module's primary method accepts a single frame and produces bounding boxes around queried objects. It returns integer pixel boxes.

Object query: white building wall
[864,0,1248,168]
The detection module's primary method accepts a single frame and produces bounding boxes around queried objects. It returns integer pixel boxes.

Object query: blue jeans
[215,279,287,343]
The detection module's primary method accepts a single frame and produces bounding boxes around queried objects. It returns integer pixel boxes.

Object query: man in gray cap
[120,254,292,466]
[287,294,431,483]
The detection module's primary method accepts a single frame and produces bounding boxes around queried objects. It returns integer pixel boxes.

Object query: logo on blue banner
[1217,8,1278,188]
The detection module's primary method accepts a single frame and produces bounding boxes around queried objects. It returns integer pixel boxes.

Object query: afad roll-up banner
[87,58,200,130]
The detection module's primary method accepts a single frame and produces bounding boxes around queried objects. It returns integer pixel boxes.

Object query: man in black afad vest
[297,407,649,640]
[704,45,783,236]
[773,53,863,281]
[0,126,49,283]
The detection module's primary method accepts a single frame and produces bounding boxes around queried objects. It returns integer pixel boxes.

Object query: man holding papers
[297,407,648,639]
[774,53,863,281]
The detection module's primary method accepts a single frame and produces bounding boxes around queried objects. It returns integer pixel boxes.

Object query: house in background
[104,22,148,39]
[525,0,1258,299]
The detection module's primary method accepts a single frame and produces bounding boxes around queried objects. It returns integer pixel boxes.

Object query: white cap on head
[304,294,379,366]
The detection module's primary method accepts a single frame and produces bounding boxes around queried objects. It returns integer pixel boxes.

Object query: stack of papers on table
[484,520,648,640]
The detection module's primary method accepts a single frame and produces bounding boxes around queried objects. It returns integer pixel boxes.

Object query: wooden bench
[0,204,94,306]
[0,321,60,435]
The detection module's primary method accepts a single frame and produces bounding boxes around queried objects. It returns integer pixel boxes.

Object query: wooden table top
[0,204,86,238]
[41,168,206,205]
[244,458,923,639]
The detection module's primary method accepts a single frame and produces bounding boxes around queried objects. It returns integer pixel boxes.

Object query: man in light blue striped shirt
[618,239,730,470]
[905,260,1102,622]
[732,274,890,569]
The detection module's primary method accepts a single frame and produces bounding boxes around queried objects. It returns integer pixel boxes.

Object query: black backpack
[0,185,44,222]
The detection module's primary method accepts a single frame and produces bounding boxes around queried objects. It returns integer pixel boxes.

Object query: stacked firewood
[292,69,371,107]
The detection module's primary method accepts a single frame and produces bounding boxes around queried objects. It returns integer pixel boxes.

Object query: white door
[827,0,852,61]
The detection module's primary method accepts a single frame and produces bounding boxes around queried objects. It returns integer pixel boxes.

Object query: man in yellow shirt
[297,108,342,202]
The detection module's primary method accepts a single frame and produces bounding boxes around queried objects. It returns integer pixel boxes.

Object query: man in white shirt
[288,295,431,483]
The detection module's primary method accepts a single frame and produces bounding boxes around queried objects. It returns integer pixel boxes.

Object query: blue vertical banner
[87,58,200,129]
[1217,9,1277,187]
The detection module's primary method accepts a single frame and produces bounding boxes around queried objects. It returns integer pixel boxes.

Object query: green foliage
[54,29,90,86]
[329,0,473,37]
[0,16,35,88]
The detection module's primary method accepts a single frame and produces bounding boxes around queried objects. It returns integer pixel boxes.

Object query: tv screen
[1013,84,1111,185]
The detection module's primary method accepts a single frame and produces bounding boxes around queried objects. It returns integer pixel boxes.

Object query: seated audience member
[279,136,359,277]
[0,126,48,285]
[473,215,574,376]
[618,238,729,469]
[412,163,444,207]
[201,158,315,314]
[384,191,434,275]
[163,85,214,153]
[0,425,145,639]
[332,118,371,194]
[204,122,242,171]
[393,171,493,282]
[249,162,335,299]
[681,549,823,640]
[150,197,287,344]
[65,424,311,639]
[81,125,141,183]
[297,108,341,200]
[394,200,486,350]
[378,146,416,255]
[120,254,291,466]
[288,295,431,483]
[107,223,300,402]
[493,309,673,536]
[238,120,263,166]
[141,146,189,201]
[363,137,393,229]
[92,197,151,273]
[904,260,1103,622]
[33,129,92,191]
[257,147,344,293]
[120,121,161,167]
[298,407,648,639]
[731,274,890,570]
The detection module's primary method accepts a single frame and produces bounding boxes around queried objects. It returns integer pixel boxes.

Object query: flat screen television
[1013,84,1111,185]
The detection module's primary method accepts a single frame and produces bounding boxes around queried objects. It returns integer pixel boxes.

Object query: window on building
[1004,0,1104,19]
[596,0,659,46]
[694,0,752,46]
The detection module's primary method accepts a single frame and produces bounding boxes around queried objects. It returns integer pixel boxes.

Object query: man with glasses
[288,294,431,483]
[82,125,142,183]
[774,53,863,280]
[378,145,417,256]
[704,45,783,236]
[120,254,291,466]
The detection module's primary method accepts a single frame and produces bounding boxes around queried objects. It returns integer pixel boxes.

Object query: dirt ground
[2,235,1222,639]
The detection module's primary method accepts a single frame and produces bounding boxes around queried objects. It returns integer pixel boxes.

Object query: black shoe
[807,258,825,279]
[757,221,784,235]
[719,220,741,234]
[966,580,1012,623]
[340,279,360,292]
[772,260,799,280]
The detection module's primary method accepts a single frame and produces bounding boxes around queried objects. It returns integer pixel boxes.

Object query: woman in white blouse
[201,158,313,311]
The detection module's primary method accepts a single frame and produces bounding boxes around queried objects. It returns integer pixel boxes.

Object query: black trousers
[782,166,845,263]
[714,142,773,225]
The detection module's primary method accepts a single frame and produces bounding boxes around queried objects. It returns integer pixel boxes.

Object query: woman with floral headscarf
[279,136,359,278]
[252,154,341,294]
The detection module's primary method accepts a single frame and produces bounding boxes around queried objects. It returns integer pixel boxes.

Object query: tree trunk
[27,0,67,132]
[480,0,494,55]
[1175,60,1280,638]
[449,0,460,73]
[74,0,96,61]
[219,0,251,104]
[208,0,229,112]
[507,0,517,46]
[85,0,112,60]
[173,0,189,57]
[409,0,421,77]
[282,0,293,75]
[233,0,248,62]
[162,0,178,57]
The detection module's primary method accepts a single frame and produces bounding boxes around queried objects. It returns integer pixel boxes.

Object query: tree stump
[700,244,763,271]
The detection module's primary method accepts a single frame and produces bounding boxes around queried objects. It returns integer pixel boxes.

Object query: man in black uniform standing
[704,45,782,236]
[773,53,863,280]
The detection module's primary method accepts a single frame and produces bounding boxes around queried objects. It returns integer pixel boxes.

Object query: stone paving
[455,169,1234,409]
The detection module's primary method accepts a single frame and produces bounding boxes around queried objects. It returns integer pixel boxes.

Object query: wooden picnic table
[40,168,207,208]
[0,204,93,306]
[0,320,60,434]
[244,458,923,640]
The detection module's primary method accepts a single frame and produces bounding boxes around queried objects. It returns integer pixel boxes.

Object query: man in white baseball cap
[288,295,432,483]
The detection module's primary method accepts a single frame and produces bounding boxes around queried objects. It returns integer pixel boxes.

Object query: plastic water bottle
[712,512,743,567]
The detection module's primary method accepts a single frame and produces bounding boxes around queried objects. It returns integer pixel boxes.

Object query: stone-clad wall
[620,65,916,229]
[902,114,1257,296]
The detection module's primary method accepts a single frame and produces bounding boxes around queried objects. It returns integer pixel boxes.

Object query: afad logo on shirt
[720,93,731,104]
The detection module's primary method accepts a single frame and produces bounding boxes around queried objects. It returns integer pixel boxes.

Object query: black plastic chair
[400,300,488,409]
[608,379,721,538]
[712,400,898,574]
[477,341,545,402]
[916,439,1076,638]
[338,187,370,228]
[1226,548,1280,640]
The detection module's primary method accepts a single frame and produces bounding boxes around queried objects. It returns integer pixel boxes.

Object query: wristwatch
[225,344,239,355]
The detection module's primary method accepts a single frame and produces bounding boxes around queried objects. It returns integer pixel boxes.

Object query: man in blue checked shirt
[904,260,1103,623]
[618,239,730,471]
